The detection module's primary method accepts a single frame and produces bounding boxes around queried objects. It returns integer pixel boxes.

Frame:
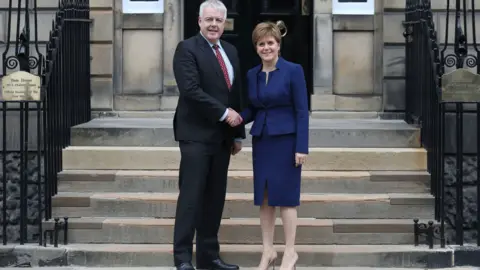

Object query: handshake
[225,108,243,127]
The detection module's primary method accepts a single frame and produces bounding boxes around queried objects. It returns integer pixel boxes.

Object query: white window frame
[332,0,375,15]
[122,0,164,14]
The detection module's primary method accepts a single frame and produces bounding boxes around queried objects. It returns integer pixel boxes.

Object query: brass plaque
[1,71,41,101]
[441,68,480,102]
[302,0,310,15]
[225,18,234,31]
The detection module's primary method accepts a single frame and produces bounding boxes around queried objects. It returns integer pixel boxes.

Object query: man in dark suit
[171,1,245,269]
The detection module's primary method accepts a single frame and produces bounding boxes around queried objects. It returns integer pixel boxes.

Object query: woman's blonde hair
[252,20,287,46]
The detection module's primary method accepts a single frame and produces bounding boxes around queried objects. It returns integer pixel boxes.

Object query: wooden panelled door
[184,0,313,109]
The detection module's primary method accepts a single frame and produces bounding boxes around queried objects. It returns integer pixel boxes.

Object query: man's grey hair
[199,0,227,19]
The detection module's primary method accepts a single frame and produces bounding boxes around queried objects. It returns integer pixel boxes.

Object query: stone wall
[442,111,479,244]
[0,153,44,243]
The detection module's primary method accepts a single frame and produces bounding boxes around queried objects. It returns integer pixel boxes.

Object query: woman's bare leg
[258,190,277,269]
[279,207,298,270]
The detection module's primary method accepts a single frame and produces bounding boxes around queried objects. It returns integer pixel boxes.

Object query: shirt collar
[200,31,223,50]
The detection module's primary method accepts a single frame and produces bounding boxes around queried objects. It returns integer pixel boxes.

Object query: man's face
[198,6,225,43]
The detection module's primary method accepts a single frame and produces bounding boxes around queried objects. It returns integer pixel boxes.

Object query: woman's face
[255,36,280,63]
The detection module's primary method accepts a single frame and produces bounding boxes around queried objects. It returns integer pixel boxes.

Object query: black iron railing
[404,0,479,248]
[1,0,91,246]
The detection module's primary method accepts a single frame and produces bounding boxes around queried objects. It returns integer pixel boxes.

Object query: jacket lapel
[196,34,226,85]
[249,65,265,108]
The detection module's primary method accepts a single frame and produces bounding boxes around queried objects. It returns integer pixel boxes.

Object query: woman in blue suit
[228,21,309,270]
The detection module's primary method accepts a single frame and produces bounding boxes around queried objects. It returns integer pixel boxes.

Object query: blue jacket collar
[252,56,287,74]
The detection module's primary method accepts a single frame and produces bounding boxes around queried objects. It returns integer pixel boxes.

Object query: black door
[184,0,313,109]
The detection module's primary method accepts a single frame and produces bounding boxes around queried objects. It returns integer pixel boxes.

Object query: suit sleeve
[291,64,309,154]
[173,41,227,123]
[232,50,246,139]
[239,71,257,124]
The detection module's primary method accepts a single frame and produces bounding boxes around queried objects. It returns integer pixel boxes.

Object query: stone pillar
[113,0,165,111]
[311,0,384,112]
[161,0,182,110]
[311,0,335,110]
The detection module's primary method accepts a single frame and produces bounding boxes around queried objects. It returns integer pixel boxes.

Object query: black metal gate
[1,0,92,246]
[184,0,314,109]
[403,0,479,248]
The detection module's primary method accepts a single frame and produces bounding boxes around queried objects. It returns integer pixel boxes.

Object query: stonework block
[90,0,115,8]
[0,0,114,9]
[162,0,182,93]
[114,95,162,111]
[383,0,478,10]
[310,94,335,111]
[333,32,374,95]
[436,12,480,44]
[333,15,374,31]
[91,44,113,75]
[8,11,55,42]
[383,13,405,44]
[122,14,164,29]
[0,110,42,150]
[335,95,382,111]
[91,11,114,42]
[383,79,405,111]
[383,46,405,77]
[159,96,179,111]
[313,14,333,94]
[122,29,163,95]
[0,12,5,43]
[314,0,332,14]
[91,78,113,111]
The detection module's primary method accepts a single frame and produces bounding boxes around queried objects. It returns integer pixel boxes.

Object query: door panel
[184,0,313,109]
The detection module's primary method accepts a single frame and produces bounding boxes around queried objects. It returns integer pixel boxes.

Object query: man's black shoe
[196,258,239,270]
[176,262,195,270]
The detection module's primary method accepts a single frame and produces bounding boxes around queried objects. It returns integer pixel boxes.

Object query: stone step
[52,192,434,219]
[71,118,420,148]
[42,217,431,245]
[57,170,430,194]
[11,243,452,267]
[62,146,427,171]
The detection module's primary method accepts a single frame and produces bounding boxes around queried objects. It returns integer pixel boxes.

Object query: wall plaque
[441,68,480,102]
[332,0,374,15]
[225,18,234,31]
[1,71,41,101]
[123,0,164,14]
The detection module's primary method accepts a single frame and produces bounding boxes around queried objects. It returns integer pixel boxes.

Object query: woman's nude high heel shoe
[259,251,277,270]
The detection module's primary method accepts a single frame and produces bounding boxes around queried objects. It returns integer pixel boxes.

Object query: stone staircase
[43,117,448,268]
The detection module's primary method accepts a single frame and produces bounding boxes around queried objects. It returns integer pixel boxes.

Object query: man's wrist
[219,108,229,122]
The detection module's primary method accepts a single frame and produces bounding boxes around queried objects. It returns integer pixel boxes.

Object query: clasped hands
[225,108,243,127]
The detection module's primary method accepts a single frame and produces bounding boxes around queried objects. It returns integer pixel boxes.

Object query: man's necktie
[212,44,231,90]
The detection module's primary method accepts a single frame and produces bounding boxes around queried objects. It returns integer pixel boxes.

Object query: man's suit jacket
[239,57,309,154]
[172,33,246,143]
